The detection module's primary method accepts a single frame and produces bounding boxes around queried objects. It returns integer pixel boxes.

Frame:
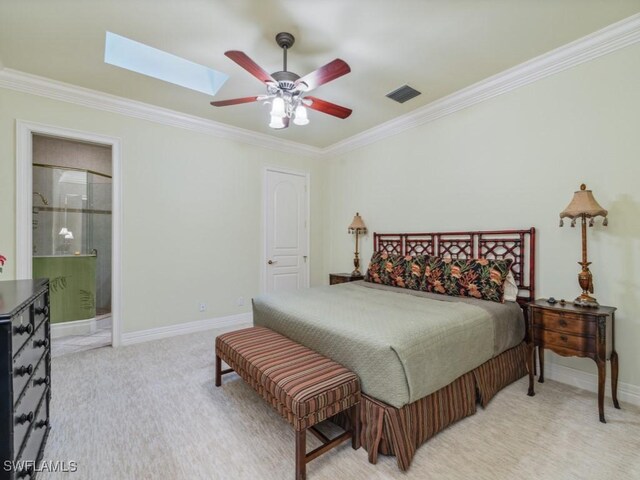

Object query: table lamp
[559,184,608,307]
[348,213,367,276]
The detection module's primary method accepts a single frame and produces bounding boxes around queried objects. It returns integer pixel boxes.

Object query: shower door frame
[15,120,123,347]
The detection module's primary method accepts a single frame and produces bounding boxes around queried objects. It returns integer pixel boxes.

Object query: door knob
[268,260,277,265]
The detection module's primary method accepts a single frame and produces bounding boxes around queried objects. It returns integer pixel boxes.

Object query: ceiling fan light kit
[211,32,352,130]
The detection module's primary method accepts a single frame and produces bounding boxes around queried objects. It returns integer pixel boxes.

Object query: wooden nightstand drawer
[329,273,364,285]
[533,309,596,336]
[534,328,595,353]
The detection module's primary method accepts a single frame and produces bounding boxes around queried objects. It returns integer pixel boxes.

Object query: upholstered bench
[215,326,361,480]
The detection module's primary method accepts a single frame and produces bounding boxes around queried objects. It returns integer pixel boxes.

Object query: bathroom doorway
[31,134,113,356]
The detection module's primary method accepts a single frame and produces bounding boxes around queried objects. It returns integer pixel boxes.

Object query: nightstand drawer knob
[560,335,568,343]
[559,319,568,327]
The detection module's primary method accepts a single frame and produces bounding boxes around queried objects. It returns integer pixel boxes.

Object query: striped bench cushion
[216,327,360,430]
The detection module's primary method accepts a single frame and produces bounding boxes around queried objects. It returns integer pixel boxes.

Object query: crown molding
[324,12,640,157]
[0,68,323,159]
[0,13,638,159]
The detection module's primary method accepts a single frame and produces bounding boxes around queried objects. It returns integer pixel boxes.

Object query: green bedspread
[252,281,524,408]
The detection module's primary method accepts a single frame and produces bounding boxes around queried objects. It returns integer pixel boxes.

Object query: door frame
[261,166,311,294]
[16,120,123,347]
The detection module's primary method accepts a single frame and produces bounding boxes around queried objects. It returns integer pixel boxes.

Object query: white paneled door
[265,169,309,293]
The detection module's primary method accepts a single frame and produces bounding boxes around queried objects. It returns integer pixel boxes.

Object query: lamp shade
[348,212,367,234]
[560,184,607,219]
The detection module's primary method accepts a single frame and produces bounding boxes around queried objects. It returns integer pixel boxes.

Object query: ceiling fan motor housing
[271,70,300,91]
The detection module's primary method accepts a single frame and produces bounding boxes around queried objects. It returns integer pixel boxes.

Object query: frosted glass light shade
[58,227,69,235]
[269,114,286,129]
[270,97,286,117]
[293,105,309,126]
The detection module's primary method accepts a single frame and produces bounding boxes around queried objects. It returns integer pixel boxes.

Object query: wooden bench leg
[215,355,222,387]
[352,402,361,450]
[215,355,235,387]
[296,429,306,480]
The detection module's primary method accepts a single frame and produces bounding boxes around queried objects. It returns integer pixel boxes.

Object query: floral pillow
[365,251,425,290]
[422,256,513,303]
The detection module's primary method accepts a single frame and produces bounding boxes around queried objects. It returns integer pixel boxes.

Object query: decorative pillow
[503,271,519,302]
[422,256,514,303]
[365,251,426,290]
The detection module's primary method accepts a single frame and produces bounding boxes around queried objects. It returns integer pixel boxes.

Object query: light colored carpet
[51,316,112,358]
[42,326,640,480]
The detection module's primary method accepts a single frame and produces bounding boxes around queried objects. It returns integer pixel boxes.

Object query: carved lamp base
[574,293,599,307]
[352,255,361,277]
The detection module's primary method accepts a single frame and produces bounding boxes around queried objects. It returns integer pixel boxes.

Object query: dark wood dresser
[1,279,51,479]
[527,299,619,423]
[329,273,364,285]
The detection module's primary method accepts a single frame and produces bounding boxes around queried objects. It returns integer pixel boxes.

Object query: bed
[253,228,536,470]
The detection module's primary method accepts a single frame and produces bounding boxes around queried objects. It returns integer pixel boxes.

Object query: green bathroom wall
[33,255,96,323]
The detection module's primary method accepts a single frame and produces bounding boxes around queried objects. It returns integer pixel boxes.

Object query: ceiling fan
[211,32,352,129]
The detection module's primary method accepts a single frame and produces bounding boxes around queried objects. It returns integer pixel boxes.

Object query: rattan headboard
[373,228,536,307]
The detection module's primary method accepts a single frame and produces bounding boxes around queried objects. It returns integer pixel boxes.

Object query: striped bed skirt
[333,341,528,471]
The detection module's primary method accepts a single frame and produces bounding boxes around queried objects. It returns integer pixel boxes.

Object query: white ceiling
[1,1,639,148]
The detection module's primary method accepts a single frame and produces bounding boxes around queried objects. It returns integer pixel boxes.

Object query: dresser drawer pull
[558,319,568,327]
[16,364,34,377]
[16,411,34,425]
[17,466,34,479]
[36,305,49,316]
[33,376,49,387]
[34,338,49,349]
[14,323,33,336]
[35,419,49,429]
[560,335,568,343]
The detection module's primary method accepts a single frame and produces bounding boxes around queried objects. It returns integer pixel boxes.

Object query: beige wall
[324,44,640,389]
[0,88,326,333]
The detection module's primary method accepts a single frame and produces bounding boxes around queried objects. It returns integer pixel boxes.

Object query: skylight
[104,32,228,96]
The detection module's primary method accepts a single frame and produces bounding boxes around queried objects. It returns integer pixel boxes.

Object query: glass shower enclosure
[32,165,112,327]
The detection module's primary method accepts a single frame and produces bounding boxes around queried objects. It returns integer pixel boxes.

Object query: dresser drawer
[534,328,595,354]
[16,390,49,479]
[12,307,34,355]
[14,358,49,456]
[533,309,597,336]
[13,320,48,403]
[33,292,49,329]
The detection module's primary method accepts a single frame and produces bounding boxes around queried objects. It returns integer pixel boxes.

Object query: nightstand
[526,299,619,423]
[329,273,364,285]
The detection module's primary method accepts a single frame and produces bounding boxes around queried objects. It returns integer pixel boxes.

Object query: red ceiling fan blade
[305,96,352,119]
[295,59,350,91]
[225,51,276,84]
[210,96,261,107]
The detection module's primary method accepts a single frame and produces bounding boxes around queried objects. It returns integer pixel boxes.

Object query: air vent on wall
[386,84,421,103]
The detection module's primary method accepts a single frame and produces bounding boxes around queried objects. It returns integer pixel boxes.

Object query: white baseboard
[51,317,97,338]
[545,361,640,407]
[121,312,252,346]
